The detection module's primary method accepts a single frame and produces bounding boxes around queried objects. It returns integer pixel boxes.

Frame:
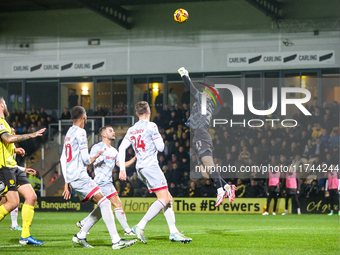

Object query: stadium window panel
[283,72,304,119]
[322,74,340,105]
[264,72,280,118]
[112,80,127,117]
[96,79,112,113]
[60,82,94,111]
[25,80,58,112]
[0,82,8,103]
[244,73,262,112]
[8,82,23,113]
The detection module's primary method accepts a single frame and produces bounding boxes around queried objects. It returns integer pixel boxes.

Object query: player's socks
[137,199,166,230]
[114,208,131,233]
[217,188,224,194]
[210,167,227,190]
[163,202,179,234]
[98,197,120,244]
[21,204,34,238]
[77,207,100,239]
[11,207,19,228]
[0,205,9,221]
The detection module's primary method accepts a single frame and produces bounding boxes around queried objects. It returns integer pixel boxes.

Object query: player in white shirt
[61,106,136,250]
[76,125,136,235]
[118,101,192,244]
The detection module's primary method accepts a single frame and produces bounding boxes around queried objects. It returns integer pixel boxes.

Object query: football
[174,8,189,23]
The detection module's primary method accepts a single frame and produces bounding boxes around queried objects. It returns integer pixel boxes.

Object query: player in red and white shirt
[76,126,136,236]
[61,106,136,250]
[118,101,192,244]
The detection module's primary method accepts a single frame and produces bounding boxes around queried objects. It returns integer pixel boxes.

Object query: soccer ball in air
[174,8,189,23]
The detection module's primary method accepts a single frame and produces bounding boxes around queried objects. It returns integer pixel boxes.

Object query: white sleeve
[90,145,102,165]
[77,129,91,165]
[80,149,91,165]
[325,180,328,191]
[17,166,25,172]
[60,149,68,183]
[149,122,164,152]
[154,137,164,152]
[118,137,131,171]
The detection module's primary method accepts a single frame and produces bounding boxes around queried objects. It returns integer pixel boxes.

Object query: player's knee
[25,192,37,205]
[162,196,170,205]
[7,200,19,211]
[115,200,122,208]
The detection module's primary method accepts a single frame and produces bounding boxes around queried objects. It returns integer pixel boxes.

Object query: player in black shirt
[178,67,235,206]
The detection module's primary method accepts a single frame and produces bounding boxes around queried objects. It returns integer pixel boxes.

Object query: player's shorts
[97,182,118,200]
[192,129,213,165]
[70,177,100,203]
[137,166,168,193]
[0,167,30,196]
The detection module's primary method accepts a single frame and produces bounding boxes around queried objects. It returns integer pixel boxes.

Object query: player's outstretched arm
[89,150,104,165]
[1,128,46,144]
[178,67,200,100]
[17,166,37,175]
[118,138,131,181]
[116,156,136,169]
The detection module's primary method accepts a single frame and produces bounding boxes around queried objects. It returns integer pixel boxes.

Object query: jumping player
[118,101,192,244]
[178,67,235,207]
[0,96,45,245]
[77,126,136,235]
[61,106,136,250]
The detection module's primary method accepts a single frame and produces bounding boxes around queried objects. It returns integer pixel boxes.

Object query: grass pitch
[0,212,339,255]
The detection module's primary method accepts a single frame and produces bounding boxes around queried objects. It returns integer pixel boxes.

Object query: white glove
[178,67,189,77]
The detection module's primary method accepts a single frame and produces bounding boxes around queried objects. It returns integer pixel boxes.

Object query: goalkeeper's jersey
[0,117,17,168]
[181,76,215,131]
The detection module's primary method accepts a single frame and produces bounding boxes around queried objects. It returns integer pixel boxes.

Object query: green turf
[0,212,339,255]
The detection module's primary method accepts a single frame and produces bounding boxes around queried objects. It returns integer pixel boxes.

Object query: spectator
[302,139,314,159]
[153,112,164,129]
[245,179,261,198]
[38,107,48,121]
[235,179,246,198]
[154,90,163,113]
[322,114,334,134]
[188,180,200,197]
[168,88,178,110]
[18,108,27,122]
[328,130,339,148]
[168,111,179,129]
[174,104,183,122]
[313,138,325,158]
[306,180,319,198]
[60,107,71,120]
[30,108,39,121]
[268,139,280,158]
[130,173,144,197]
[240,146,251,163]
[121,182,134,197]
[200,179,215,197]
[169,182,178,197]
[319,129,330,147]
[312,123,324,140]
[9,109,19,123]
